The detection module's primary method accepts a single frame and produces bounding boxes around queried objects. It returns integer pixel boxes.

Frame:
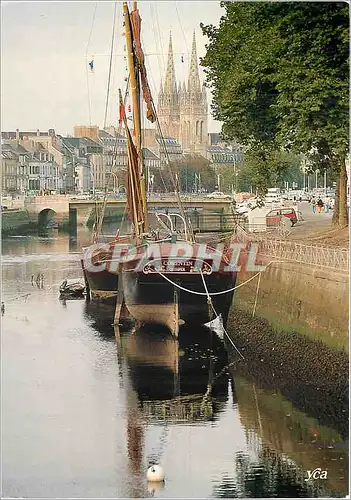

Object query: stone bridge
[24,195,234,228]
[69,196,234,226]
[24,195,70,227]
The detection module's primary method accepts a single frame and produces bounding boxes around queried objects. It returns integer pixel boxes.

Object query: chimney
[16,128,20,140]
[37,129,40,137]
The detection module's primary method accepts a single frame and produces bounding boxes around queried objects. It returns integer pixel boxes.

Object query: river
[1,228,348,498]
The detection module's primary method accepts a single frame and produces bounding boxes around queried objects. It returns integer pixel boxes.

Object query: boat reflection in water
[85,300,231,496]
[122,323,230,411]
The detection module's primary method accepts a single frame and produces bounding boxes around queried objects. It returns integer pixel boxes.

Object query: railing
[186,212,244,233]
[233,224,349,271]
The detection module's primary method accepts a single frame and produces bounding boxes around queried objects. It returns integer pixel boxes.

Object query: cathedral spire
[163,31,177,94]
[188,30,200,92]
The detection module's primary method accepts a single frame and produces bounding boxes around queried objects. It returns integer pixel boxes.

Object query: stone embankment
[231,223,349,350]
[2,210,37,236]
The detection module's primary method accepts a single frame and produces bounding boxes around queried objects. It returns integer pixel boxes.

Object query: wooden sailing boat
[116,1,237,334]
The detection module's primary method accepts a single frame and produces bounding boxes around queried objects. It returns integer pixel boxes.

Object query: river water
[1,228,348,498]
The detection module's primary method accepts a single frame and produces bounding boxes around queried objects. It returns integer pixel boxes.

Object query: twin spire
[162,29,201,94]
[163,32,177,94]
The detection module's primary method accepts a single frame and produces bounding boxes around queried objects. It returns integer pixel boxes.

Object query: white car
[206,191,232,200]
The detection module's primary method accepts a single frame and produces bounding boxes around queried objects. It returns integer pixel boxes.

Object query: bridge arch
[38,208,57,229]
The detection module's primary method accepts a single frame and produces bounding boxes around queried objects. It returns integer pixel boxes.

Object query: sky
[1,1,224,136]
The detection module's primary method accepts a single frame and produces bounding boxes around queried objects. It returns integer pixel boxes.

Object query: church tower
[179,31,208,155]
[157,32,180,140]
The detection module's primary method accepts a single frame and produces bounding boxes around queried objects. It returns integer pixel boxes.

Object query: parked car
[266,207,298,227]
[206,191,232,200]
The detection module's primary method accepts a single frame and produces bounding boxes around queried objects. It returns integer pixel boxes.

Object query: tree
[201,2,349,226]
[235,149,304,194]
[151,156,216,193]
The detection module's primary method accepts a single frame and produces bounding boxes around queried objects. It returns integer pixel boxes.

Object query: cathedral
[157,31,208,156]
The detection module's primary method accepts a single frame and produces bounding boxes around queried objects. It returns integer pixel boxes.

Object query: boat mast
[123,1,148,234]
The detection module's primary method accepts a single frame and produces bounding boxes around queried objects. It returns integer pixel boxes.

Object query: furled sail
[130,7,156,123]
[119,93,145,237]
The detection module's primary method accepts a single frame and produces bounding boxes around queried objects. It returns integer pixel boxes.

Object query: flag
[89,58,94,72]
[119,101,126,124]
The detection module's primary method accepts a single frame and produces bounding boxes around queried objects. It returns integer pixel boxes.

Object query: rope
[151,259,286,297]
[252,271,262,317]
[200,269,245,360]
[85,2,97,125]
[152,267,260,297]
[147,424,169,465]
[103,2,118,129]
[174,2,190,58]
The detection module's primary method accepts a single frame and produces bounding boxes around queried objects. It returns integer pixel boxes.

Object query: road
[288,201,334,239]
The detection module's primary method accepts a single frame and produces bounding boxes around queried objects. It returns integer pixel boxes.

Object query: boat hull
[122,267,236,331]
[83,266,119,302]
[81,238,131,303]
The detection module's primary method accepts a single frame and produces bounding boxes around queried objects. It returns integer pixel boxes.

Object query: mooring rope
[200,269,245,360]
[152,259,286,297]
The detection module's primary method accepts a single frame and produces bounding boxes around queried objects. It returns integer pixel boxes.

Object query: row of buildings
[1,33,243,196]
[1,127,243,196]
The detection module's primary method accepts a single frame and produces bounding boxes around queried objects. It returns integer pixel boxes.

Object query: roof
[1,150,17,160]
[99,129,115,139]
[142,148,159,160]
[1,142,31,156]
[62,137,79,149]
[1,130,52,140]
[62,136,103,151]
[207,146,234,154]
[81,137,103,148]
[155,135,181,146]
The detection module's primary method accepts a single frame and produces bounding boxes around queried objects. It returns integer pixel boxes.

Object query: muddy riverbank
[226,309,348,437]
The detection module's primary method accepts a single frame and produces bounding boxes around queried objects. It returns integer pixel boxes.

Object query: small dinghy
[59,279,86,298]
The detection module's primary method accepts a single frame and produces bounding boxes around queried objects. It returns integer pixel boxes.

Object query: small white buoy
[147,465,165,482]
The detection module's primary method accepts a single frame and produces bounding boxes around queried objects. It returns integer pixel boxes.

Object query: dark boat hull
[83,266,119,302]
[122,268,236,331]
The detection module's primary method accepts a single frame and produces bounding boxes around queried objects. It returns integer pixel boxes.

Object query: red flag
[119,102,126,122]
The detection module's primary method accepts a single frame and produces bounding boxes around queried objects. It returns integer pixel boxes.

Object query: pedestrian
[311,197,316,213]
[324,197,330,213]
[317,198,324,213]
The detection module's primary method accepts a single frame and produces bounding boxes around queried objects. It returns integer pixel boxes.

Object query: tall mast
[123,1,148,233]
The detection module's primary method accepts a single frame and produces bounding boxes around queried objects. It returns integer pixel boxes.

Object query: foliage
[232,149,304,194]
[201,2,349,225]
[150,156,216,193]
